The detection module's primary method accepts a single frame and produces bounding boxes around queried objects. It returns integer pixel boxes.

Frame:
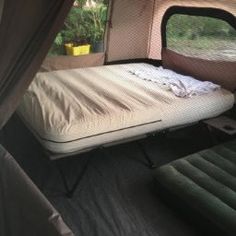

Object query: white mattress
[17,63,234,159]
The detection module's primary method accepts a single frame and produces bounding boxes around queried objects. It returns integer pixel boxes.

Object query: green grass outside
[167,37,236,60]
[168,37,235,50]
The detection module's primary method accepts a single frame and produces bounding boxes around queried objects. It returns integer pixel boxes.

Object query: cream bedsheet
[17,63,234,159]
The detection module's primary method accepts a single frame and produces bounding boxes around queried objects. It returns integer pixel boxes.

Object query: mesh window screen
[166,14,236,61]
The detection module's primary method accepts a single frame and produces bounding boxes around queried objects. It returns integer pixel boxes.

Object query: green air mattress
[155,139,236,235]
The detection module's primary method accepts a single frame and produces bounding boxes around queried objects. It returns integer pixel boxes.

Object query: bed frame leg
[137,141,157,169]
[56,162,72,198]
[56,154,92,198]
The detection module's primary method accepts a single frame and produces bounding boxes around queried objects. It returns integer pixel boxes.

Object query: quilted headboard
[162,48,236,92]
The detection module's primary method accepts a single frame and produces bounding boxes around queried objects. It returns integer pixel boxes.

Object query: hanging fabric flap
[0,0,74,129]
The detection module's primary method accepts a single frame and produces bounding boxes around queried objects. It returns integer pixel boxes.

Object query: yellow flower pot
[65,43,91,56]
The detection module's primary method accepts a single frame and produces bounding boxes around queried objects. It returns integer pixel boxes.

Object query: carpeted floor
[4,115,216,236]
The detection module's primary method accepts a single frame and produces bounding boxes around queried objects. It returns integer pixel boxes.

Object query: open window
[164,8,236,61]
[48,0,109,57]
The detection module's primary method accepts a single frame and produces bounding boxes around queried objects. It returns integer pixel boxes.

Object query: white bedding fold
[129,66,220,98]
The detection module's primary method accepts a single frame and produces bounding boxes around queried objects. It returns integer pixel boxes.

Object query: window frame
[161,6,236,49]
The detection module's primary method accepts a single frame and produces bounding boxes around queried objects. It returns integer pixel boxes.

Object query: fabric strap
[0,0,4,23]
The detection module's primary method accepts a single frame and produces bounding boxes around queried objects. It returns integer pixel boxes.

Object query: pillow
[162,48,236,92]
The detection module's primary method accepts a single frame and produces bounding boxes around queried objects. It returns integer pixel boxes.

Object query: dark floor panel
[3,116,214,236]
[48,145,200,236]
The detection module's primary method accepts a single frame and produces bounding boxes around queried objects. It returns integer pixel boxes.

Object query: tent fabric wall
[0,0,74,129]
[162,48,236,91]
[149,0,236,59]
[106,0,155,62]
[0,145,74,236]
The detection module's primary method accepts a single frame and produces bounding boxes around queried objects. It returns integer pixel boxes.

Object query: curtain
[0,0,75,235]
[0,0,74,129]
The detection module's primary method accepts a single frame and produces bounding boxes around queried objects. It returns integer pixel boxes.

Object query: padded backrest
[162,48,236,92]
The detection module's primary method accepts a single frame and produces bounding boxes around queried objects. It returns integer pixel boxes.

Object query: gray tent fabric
[0,144,74,236]
[0,0,74,129]
[0,0,75,234]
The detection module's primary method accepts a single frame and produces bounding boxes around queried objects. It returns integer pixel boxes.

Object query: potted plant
[63,4,92,56]
[48,0,108,56]
[89,3,107,53]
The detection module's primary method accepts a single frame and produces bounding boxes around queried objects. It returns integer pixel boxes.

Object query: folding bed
[17,62,234,159]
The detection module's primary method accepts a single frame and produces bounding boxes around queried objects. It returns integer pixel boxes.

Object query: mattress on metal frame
[17,63,234,160]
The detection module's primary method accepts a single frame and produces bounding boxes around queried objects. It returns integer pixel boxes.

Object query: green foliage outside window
[167,15,236,61]
[167,15,236,39]
[49,0,108,56]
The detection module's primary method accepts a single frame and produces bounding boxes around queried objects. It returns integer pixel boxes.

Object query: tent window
[166,14,236,61]
[48,0,108,56]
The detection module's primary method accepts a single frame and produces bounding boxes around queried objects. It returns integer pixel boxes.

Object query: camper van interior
[0,0,236,235]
